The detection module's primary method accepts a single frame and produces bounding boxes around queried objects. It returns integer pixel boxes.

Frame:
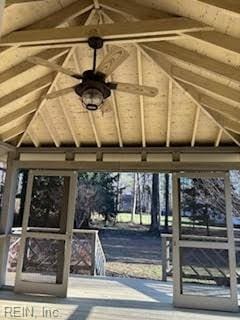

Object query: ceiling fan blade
[27,56,82,79]
[45,87,75,99]
[96,46,129,77]
[113,82,158,97]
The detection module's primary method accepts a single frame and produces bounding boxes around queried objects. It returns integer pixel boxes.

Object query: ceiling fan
[28,37,159,111]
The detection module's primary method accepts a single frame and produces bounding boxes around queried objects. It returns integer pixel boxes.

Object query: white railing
[7,228,106,277]
[161,233,240,282]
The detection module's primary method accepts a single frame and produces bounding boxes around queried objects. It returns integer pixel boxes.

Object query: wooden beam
[17,10,92,147]
[200,94,240,122]
[171,66,240,106]
[26,0,93,30]
[99,0,171,20]
[146,44,240,104]
[0,99,41,127]
[215,128,223,147]
[72,51,101,148]
[93,0,100,9]
[17,146,240,154]
[0,1,5,36]
[176,82,240,123]
[166,80,172,147]
[142,46,240,147]
[204,107,240,135]
[137,48,146,147]
[146,41,240,85]
[0,48,69,85]
[99,12,123,147]
[57,93,80,148]
[5,0,42,7]
[27,127,39,147]
[11,158,240,172]
[197,0,240,16]
[185,31,240,55]
[0,18,212,46]
[0,74,53,110]
[17,49,75,147]
[1,121,29,142]
[88,112,101,148]
[6,0,42,4]
[40,111,61,147]
[191,106,200,147]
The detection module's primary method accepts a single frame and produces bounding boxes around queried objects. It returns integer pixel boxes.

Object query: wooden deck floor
[0,276,239,320]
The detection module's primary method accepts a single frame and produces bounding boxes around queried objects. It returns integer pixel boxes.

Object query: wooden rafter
[166,80,172,147]
[40,110,61,147]
[137,48,146,147]
[0,1,5,35]
[0,18,212,47]
[0,99,40,128]
[191,106,200,147]
[141,46,240,146]
[0,48,69,85]
[200,94,240,122]
[180,83,240,124]
[5,0,42,7]
[17,49,75,147]
[146,42,240,85]
[204,107,240,135]
[93,0,100,9]
[27,127,39,147]
[0,74,53,110]
[172,67,240,106]
[185,31,240,55]
[181,82,240,138]
[99,0,171,20]
[1,120,30,142]
[26,0,93,30]
[72,50,101,148]
[215,128,223,147]
[72,10,101,148]
[99,12,123,147]
[197,0,240,16]
[57,92,80,148]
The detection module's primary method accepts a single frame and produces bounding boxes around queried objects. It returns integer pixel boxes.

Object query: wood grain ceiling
[0,0,239,149]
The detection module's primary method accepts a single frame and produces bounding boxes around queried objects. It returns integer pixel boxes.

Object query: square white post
[0,152,18,287]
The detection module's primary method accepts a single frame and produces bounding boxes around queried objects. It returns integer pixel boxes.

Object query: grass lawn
[117,212,173,225]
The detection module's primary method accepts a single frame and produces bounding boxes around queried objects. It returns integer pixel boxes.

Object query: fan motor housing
[74,70,111,99]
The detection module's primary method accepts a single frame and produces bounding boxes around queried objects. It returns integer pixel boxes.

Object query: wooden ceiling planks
[0,0,239,149]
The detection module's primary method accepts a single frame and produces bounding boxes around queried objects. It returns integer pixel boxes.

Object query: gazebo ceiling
[0,0,240,149]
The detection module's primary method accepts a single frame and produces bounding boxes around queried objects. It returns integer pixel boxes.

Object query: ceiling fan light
[81,88,104,111]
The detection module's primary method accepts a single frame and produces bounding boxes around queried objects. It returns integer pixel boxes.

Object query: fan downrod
[88,37,104,50]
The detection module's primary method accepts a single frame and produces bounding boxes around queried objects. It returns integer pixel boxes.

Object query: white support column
[0,152,18,287]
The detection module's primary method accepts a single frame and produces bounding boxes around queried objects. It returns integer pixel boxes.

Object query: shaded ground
[99,223,162,280]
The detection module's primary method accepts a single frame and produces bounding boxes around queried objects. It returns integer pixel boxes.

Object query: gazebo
[0,0,239,316]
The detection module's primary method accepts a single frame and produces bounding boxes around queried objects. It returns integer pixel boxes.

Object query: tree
[149,173,160,233]
[29,176,64,228]
[75,173,118,228]
[181,178,226,236]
